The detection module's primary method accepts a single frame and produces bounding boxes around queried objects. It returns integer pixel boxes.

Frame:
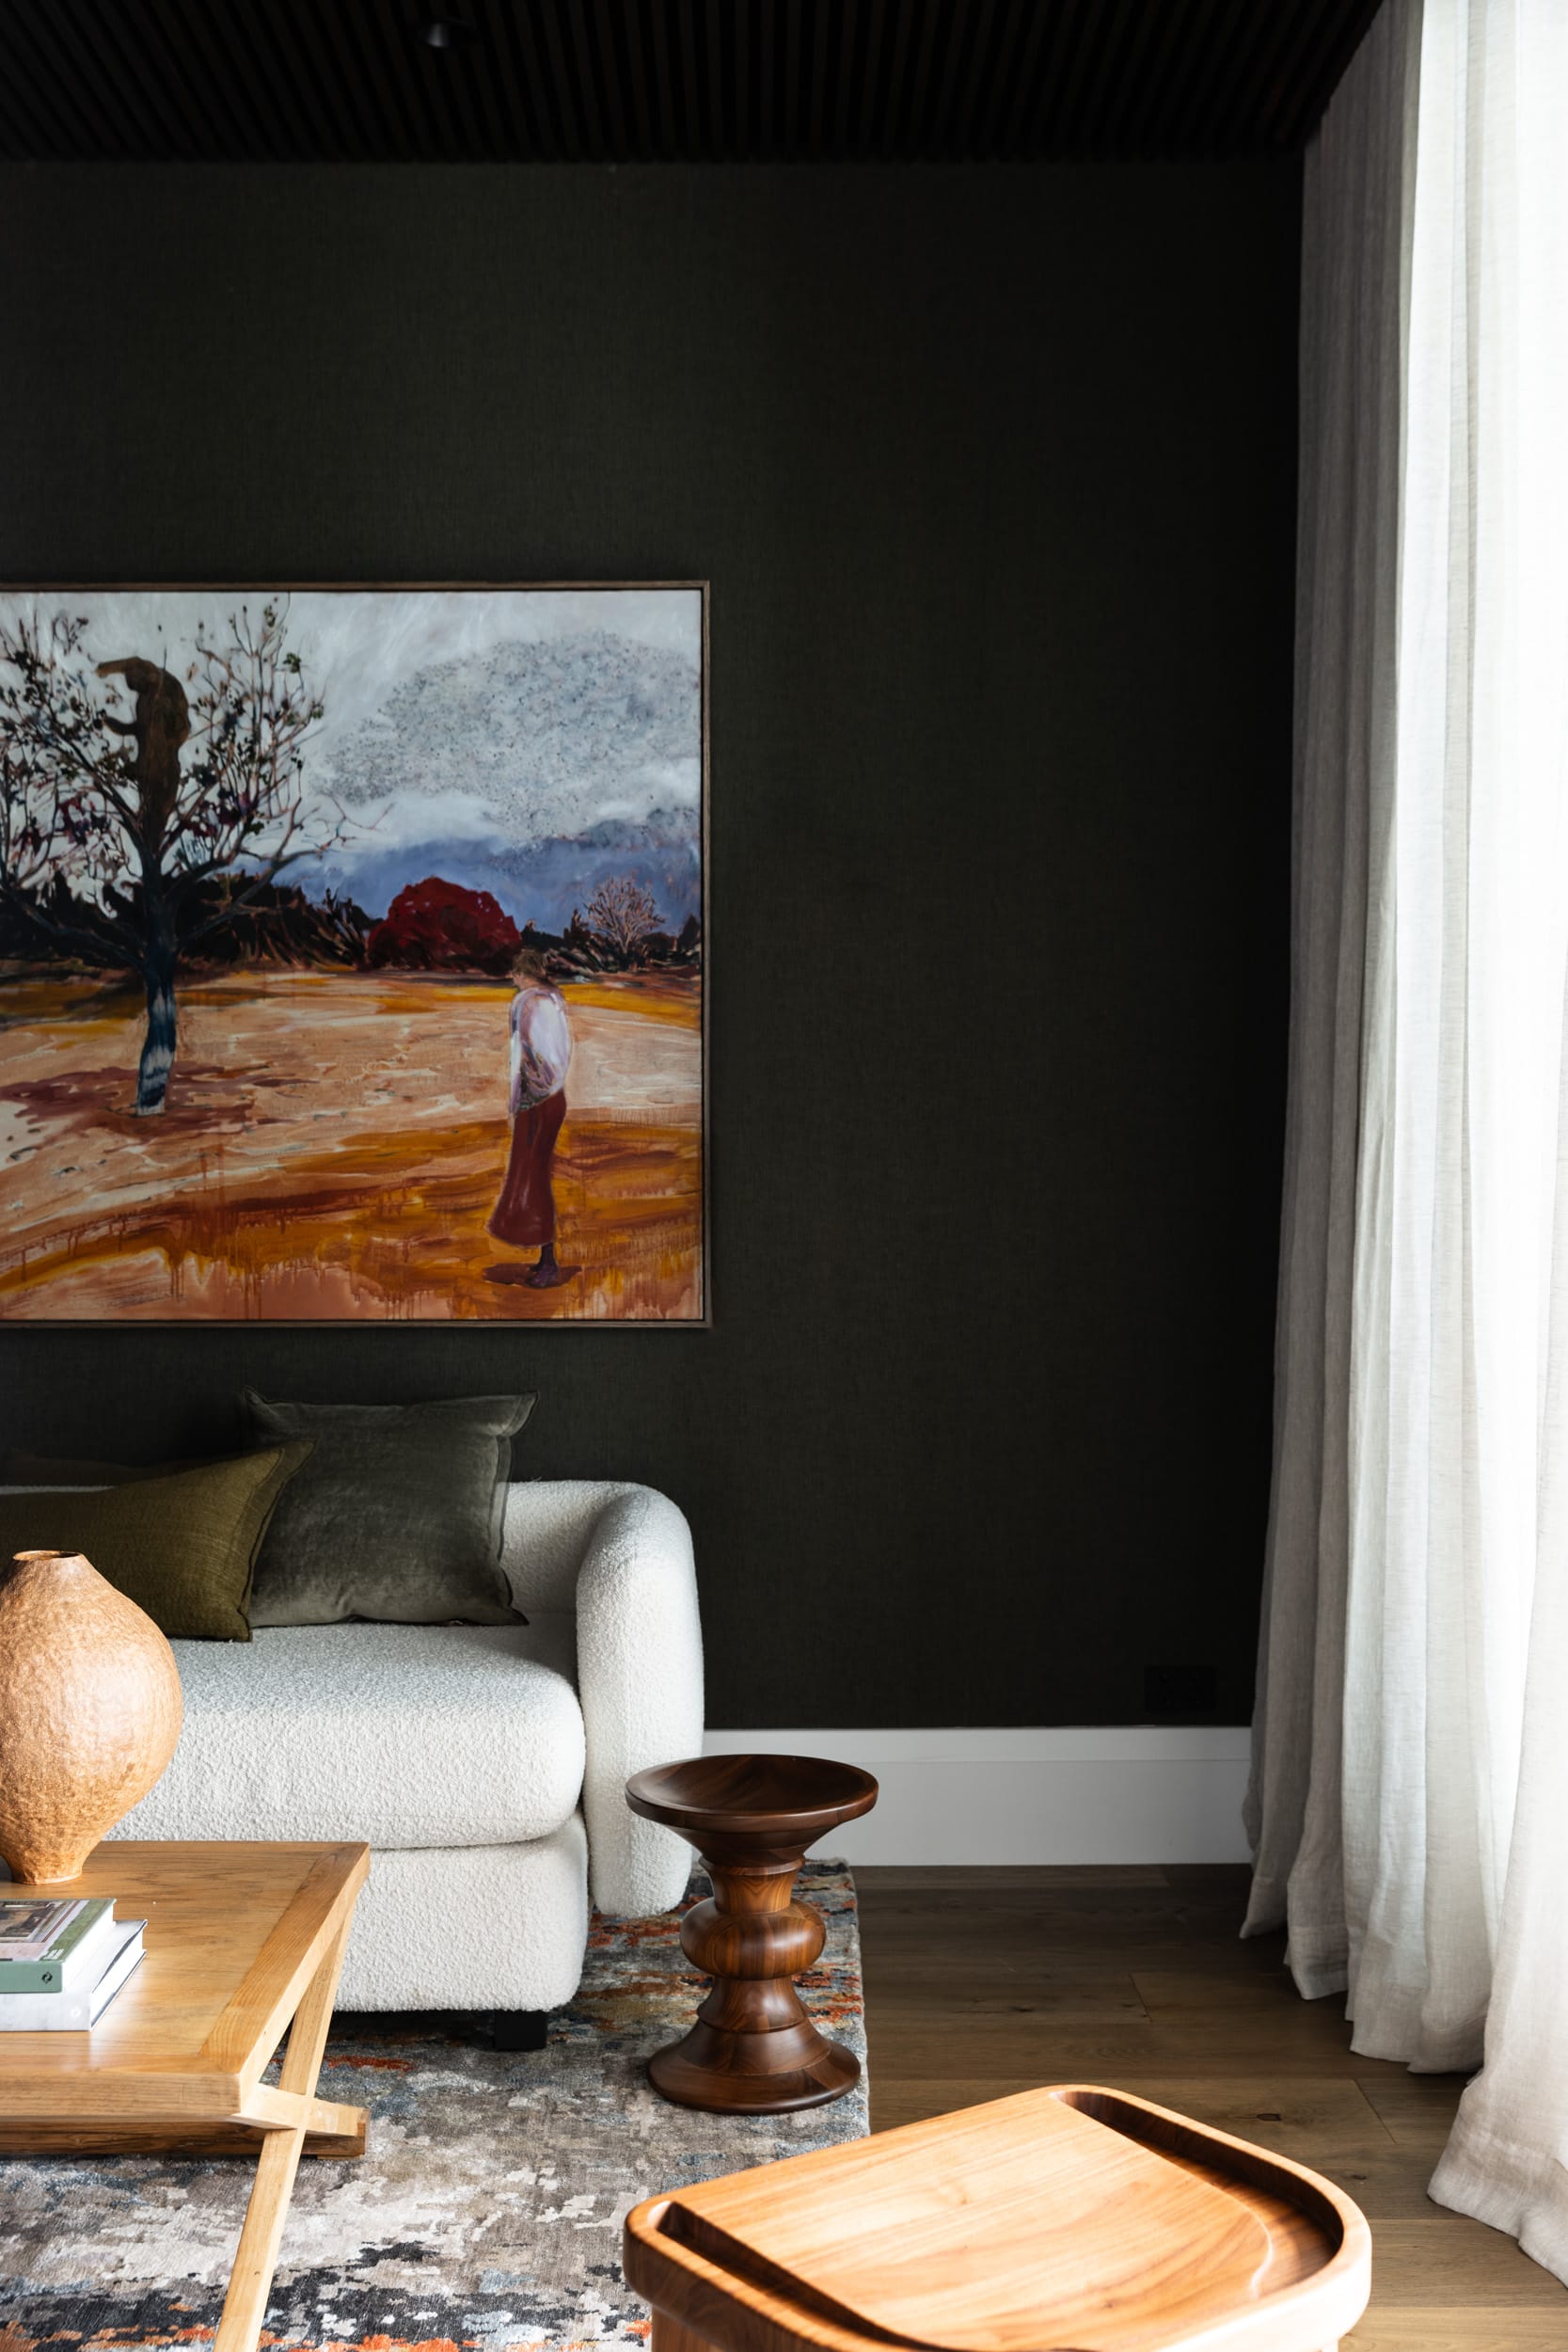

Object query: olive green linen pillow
[0,1445,310,1640]
[239,1391,533,1627]
[8,1453,196,1486]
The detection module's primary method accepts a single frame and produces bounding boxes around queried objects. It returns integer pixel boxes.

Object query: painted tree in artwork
[0,600,340,1113]
[366,876,522,974]
[586,874,663,965]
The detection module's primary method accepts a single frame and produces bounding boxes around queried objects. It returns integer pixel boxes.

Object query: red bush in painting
[366,877,521,975]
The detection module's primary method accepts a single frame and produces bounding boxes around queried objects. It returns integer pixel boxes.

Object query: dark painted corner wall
[0,161,1299,1727]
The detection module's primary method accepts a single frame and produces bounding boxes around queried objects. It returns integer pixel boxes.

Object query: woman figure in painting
[488,948,577,1287]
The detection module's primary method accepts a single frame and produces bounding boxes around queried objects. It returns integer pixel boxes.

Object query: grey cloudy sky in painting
[0,586,704,929]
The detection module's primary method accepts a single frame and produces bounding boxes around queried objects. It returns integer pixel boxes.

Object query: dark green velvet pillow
[240,1391,533,1627]
[0,1446,311,1639]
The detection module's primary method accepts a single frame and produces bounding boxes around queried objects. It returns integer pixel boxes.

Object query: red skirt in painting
[488,1088,565,1248]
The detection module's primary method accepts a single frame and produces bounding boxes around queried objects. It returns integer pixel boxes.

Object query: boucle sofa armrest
[577,1485,705,1916]
[501,1479,704,1916]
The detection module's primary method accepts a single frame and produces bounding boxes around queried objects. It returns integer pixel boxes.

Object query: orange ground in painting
[0,969,703,1320]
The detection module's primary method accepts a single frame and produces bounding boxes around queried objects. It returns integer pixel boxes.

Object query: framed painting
[0,582,707,1324]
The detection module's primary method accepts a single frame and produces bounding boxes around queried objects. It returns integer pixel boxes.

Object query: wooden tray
[624,2083,1371,2352]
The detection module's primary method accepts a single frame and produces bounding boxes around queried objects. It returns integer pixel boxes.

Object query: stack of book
[0,1896,146,2028]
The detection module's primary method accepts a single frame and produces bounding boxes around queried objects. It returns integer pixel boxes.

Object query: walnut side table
[626,1753,878,2115]
[0,1839,369,2352]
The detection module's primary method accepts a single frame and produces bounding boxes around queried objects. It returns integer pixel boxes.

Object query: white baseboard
[701,1727,1253,1866]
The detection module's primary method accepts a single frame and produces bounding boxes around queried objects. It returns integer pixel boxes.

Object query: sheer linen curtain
[1246,0,1568,2279]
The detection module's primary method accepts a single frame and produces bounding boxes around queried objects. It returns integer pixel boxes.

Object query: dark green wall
[0,162,1298,1727]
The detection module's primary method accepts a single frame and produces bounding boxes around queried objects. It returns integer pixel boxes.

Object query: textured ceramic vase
[0,1549,183,1882]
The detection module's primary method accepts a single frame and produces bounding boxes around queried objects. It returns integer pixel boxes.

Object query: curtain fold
[1249,0,1568,2276]
[1242,0,1418,1998]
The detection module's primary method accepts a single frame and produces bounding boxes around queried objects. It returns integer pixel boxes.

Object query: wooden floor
[854,1866,1568,2352]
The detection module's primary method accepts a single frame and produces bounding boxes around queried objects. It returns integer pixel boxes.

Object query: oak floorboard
[869,1975,1152,2022]
[861,2013,1424,2077]
[1355,2075,1470,2147]
[853,1865,1568,2352]
[1348,2317,1568,2349]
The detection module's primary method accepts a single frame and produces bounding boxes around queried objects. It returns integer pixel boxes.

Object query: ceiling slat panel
[993,0,1056,162]
[806,0,832,161]
[1229,7,1325,152]
[270,0,368,160]
[673,0,700,159]
[1243,0,1357,148]
[20,0,142,157]
[500,2,562,161]
[852,0,888,156]
[903,0,944,160]
[617,0,656,159]
[1076,0,1155,157]
[952,0,1002,160]
[730,0,750,161]
[642,0,677,159]
[703,0,726,161]
[0,13,78,158]
[1101,0,1195,152]
[78,0,195,157]
[876,0,916,159]
[754,0,776,158]
[972,0,1025,155]
[1023,0,1093,158]
[429,6,511,158]
[413,0,494,153]
[1283,0,1380,149]
[563,0,610,159]
[233,0,343,158]
[303,0,387,160]
[1038,0,1115,158]
[1164,0,1271,151]
[0,0,1386,162]
[832,0,860,160]
[347,0,428,156]
[367,0,446,156]
[535,1,584,160]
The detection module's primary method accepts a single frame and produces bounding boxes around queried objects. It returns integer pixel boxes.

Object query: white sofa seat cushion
[336,1819,590,2011]
[111,1614,585,1851]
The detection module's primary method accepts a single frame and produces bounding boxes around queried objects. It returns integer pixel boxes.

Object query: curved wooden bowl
[625,2082,1372,2352]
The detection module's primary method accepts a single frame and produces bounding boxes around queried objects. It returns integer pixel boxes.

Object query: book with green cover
[0,1918,145,2028]
[0,1898,116,1994]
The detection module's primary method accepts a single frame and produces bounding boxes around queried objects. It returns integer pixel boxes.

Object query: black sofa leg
[491,2009,549,2052]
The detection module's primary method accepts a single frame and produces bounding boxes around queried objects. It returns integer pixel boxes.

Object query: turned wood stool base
[626,1755,879,2116]
[649,2019,861,2113]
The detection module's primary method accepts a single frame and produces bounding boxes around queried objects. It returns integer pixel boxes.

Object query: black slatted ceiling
[0,0,1384,163]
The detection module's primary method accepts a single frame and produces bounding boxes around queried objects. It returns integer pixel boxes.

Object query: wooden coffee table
[626,1753,878,2114]
[0,1839,369,2352]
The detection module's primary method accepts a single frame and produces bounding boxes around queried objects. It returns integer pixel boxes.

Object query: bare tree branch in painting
[0,598,344,1114]
[585,874,663,967]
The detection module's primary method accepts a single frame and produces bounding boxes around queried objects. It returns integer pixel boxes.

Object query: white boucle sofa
[108,1480,704,2018]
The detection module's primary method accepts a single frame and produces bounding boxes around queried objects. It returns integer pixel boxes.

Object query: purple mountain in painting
[317,805,700,931]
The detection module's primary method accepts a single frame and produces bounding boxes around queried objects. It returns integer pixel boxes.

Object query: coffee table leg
[214,1913,354,2352]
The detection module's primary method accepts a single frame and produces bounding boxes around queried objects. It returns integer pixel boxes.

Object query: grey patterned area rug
[0,1864,866,2351]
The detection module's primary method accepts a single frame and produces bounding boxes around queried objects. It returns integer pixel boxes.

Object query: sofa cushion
[242,1391,533,1628]
[0,1446,310,1639]
[113,1615,584,1851]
